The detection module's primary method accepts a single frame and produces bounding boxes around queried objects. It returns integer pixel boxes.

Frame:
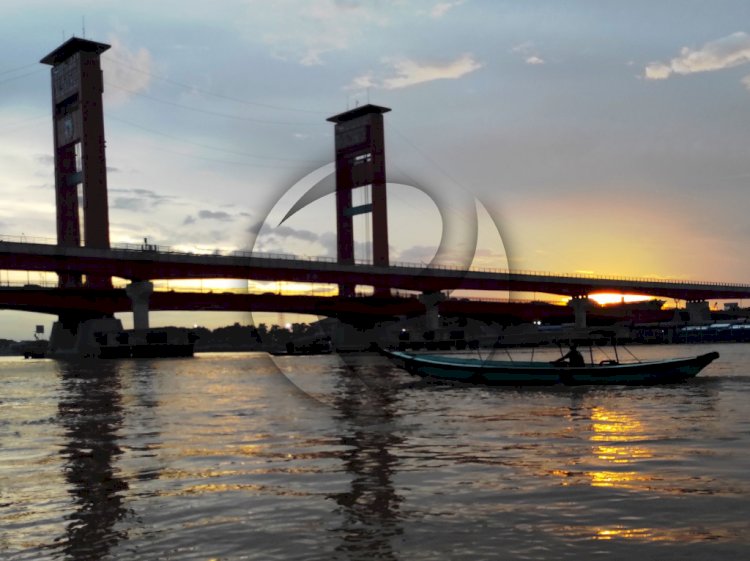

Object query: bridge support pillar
[41,37,113,289]
[328,104,391,299]
[419,292,447,332]
[126,281,154,330]
[48,312,122,357]
[569,296,590,328]
[686,300,711,324]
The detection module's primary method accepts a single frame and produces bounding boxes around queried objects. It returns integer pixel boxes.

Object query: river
[1,343,749,560]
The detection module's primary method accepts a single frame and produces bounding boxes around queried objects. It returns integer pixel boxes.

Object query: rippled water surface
[2,344,749,560]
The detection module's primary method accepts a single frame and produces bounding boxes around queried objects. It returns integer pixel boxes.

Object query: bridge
[2,238,750,301]
[1,36,746,353]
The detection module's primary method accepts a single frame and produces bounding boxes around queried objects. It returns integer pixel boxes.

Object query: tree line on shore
[0,322,320,355]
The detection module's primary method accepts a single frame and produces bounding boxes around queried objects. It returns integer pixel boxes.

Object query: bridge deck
[1,239,749,300]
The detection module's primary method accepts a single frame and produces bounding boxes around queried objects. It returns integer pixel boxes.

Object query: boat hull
[381,349,719,386]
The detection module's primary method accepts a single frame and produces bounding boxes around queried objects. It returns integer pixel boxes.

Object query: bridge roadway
[0,286,677,324]
[1,239,750,300]
[0,287,423,319]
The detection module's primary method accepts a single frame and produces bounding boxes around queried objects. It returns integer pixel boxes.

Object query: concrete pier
[569,295,591,328]
[419,292,447,332]
[126,281,154,330]
[686,300,711,324]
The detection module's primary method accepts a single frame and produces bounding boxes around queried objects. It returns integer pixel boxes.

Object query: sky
[1,0,750,338]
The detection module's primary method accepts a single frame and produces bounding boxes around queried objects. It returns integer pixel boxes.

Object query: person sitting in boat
[552,344,585,367]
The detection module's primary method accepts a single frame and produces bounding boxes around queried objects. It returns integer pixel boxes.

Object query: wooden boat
[379,348,719,386]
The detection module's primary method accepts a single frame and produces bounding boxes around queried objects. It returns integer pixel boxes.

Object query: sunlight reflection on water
[1,344,749,560]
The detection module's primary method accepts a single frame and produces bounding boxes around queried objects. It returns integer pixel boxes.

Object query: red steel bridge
[2,36,749,331]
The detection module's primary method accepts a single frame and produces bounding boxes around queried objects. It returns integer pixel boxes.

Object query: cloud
[297,35,347,67]
[383,54,482,89]
[113,197,147,212]
[430,1,466,18]
[349,53,482,90]
[315,231,371,259]
[269,225,319,242]
[110,187,172,212]
[198,210,233,221]
[396,244,438,263]
[644,32,750,81]
[254,224,320,243]
[743,75,750,91]
[258,0,388,66]
[644,63,671,79]
[133,188,171,203]
[252,226,332,256]
[512,41,545,65]
[140,190,168,202]
[101,34,153,105]
[34,154,54,166]
[175,209,236,227]
[318,231,337,257]
[27,183,53,191]
[347,72,376,90]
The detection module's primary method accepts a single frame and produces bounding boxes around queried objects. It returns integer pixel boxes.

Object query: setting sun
[587,293,656,306]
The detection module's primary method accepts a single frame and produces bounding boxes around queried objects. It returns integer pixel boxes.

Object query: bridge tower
[41,37,112,289]
[327,104,391,297]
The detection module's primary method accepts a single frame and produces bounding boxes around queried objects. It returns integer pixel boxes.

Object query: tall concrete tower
[41,37,111,288]
[327,104,391,297]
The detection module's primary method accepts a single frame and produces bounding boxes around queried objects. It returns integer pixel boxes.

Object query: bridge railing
[0,234,57,245]
[0,280,59,288]
[0,280,567,305]
[3,233,750,289]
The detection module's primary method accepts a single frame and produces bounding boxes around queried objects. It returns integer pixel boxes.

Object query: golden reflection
[173,443,346,461]
[554,523,737,543]
[548,469,658,490]
[551,406,658,493]
[159,468,245,480]
[594,527,658,540]
[589,407,653,469]
[235,444,265,456]
[584,406,655,491]
[593,444,652,463]
[169,446,265,459]
[590,408,644,439]
[588,470,655,489]
[160,482,314,498]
